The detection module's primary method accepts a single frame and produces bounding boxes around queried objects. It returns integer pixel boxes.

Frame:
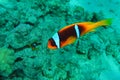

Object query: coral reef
[0,0,120,80]
[0,48,15,77]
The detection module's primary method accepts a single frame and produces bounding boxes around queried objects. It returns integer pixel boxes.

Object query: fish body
[48,19,112,49]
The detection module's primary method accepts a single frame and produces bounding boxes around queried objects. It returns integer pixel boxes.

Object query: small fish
[48,19,112,49]
[29,42,40,50]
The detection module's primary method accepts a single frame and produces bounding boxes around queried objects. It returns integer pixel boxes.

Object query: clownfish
[48,19,112,49]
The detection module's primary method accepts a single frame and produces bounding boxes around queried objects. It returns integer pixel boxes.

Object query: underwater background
[0,0,120,80]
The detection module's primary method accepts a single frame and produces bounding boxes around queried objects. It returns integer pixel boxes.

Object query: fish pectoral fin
[66,36,76,44]
[62,36,76,47]
[90,29,96,32]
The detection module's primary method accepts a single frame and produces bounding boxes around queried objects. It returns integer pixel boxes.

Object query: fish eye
[33,43,37,46]
[31,43,37,48]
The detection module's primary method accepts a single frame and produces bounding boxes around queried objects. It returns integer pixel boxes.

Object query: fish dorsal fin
[59,24,75,32]
[61,36,76,48]
[77,22,94,26]
[59,22,94,32]
[76,22,94,36]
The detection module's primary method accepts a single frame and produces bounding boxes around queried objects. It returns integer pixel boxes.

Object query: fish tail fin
[87,18,112,31]
[94,18,112,27]
[80,18,112,36]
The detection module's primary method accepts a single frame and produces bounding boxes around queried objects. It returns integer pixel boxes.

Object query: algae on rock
[0,48,15,77]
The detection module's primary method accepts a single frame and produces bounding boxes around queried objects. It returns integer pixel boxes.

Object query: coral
[0,33,7,47]
[0,48,15,77]
[6,23,33,49]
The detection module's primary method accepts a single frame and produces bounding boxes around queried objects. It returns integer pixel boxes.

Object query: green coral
[0,48,15,76]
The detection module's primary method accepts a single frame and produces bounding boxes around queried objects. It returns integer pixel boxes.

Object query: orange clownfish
[48,19,112,49]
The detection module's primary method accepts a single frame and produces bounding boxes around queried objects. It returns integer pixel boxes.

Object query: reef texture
[0,0,120,80]
[0,48,15,77]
